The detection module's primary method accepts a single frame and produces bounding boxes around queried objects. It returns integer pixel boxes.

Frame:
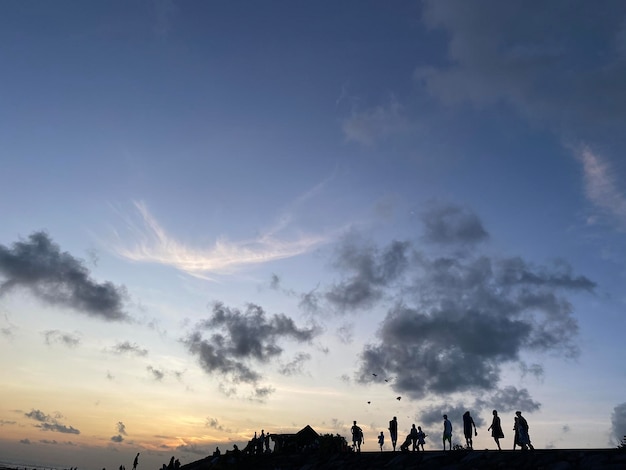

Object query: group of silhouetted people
[353,409,534,452]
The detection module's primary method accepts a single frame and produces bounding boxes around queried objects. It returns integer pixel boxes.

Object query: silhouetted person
[410,424,419,451]
[488,409,504,450]
[378,431,384,451]
[351,420,363,452]
[133,453,140,470]
[389,416,398,451]
[264,431,271,452]
[463,411,477,449]
[167,457,174,470]
[174,459,180,470]
[513,416,520,449]
[515,411,534,450]
[213,447,221,457]
[416,426,427,451]
[400,433,412,451]
[442,414,452,451]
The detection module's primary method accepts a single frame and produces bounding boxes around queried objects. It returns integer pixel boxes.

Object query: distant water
[0,458,60,470]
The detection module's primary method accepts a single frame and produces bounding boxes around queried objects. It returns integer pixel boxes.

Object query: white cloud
[111,201,330,277]
[577,146,626,229]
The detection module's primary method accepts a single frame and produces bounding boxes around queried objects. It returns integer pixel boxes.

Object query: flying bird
[372,373,377,377]
[367,401,371,404]
[396,396,401,401]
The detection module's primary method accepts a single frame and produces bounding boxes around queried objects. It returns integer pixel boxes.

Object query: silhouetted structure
[271,425,319,454]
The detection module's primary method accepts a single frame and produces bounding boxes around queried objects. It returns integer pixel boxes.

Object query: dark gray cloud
[357,249,592,396]
[324,236,411,312]
[420,404,485,429]
[19,439,31,444]
[278,353,311,376]
[111,434,124,443]
[421,204,488,245]
[111,341,148,356]
[474,386,541,413]
[184,302,318,391]
[39,439,58,445]
[0,232,128,321]
[147,366,165,381]
[301,206,595,402]
[116,421,127,435]
[417,0,626,139]
[611,402,626,445]
[43,330,81,348]
[24,409,80,434]
[176,442,211,455]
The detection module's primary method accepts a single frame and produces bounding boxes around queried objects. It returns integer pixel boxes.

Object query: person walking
[442,414,452,451]
[487,410,504,450]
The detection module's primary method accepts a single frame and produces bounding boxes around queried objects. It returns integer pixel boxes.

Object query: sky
[1,1,626,468]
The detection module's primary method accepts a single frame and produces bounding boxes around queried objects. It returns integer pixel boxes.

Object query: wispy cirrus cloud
[577,146,626,230]
[111,201,330,278]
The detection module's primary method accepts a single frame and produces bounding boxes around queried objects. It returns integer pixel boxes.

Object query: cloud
[19,439,31,444]
[147,366,165,381]
[43,330,81,348]
[304,205,594,401]
[342,97,411,146]
[25,409,80,435]
[577,147,626,230]
[0,232,128,321]
[110,341,148,356]
[0,420,16,426]
[116,421,127,435]
[324,235,411,312]
[111,434,124,443]
[417,0,626,134]
[40,439,58,445]
[278,353,311,376]
[421,203,488,245]
[112,201,329,278]
[611,402,626,445]
[184,302,318,394]
[176,442,211,455]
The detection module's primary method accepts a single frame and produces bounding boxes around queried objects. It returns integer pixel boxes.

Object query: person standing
[515,411,534,450]
[409,424,419,451]
[442,414,452,451]
[132,453,140,470]
[377,431,384,451]
[389,416,398,451]
[463,411,477,449]
[487,410,504,450]
[351,420,363,452]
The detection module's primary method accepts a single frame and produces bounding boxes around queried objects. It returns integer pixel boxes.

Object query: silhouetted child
[351,420,363,452]
[378,431,384,451]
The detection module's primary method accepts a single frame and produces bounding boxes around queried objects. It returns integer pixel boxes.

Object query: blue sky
[2,1,626,469]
